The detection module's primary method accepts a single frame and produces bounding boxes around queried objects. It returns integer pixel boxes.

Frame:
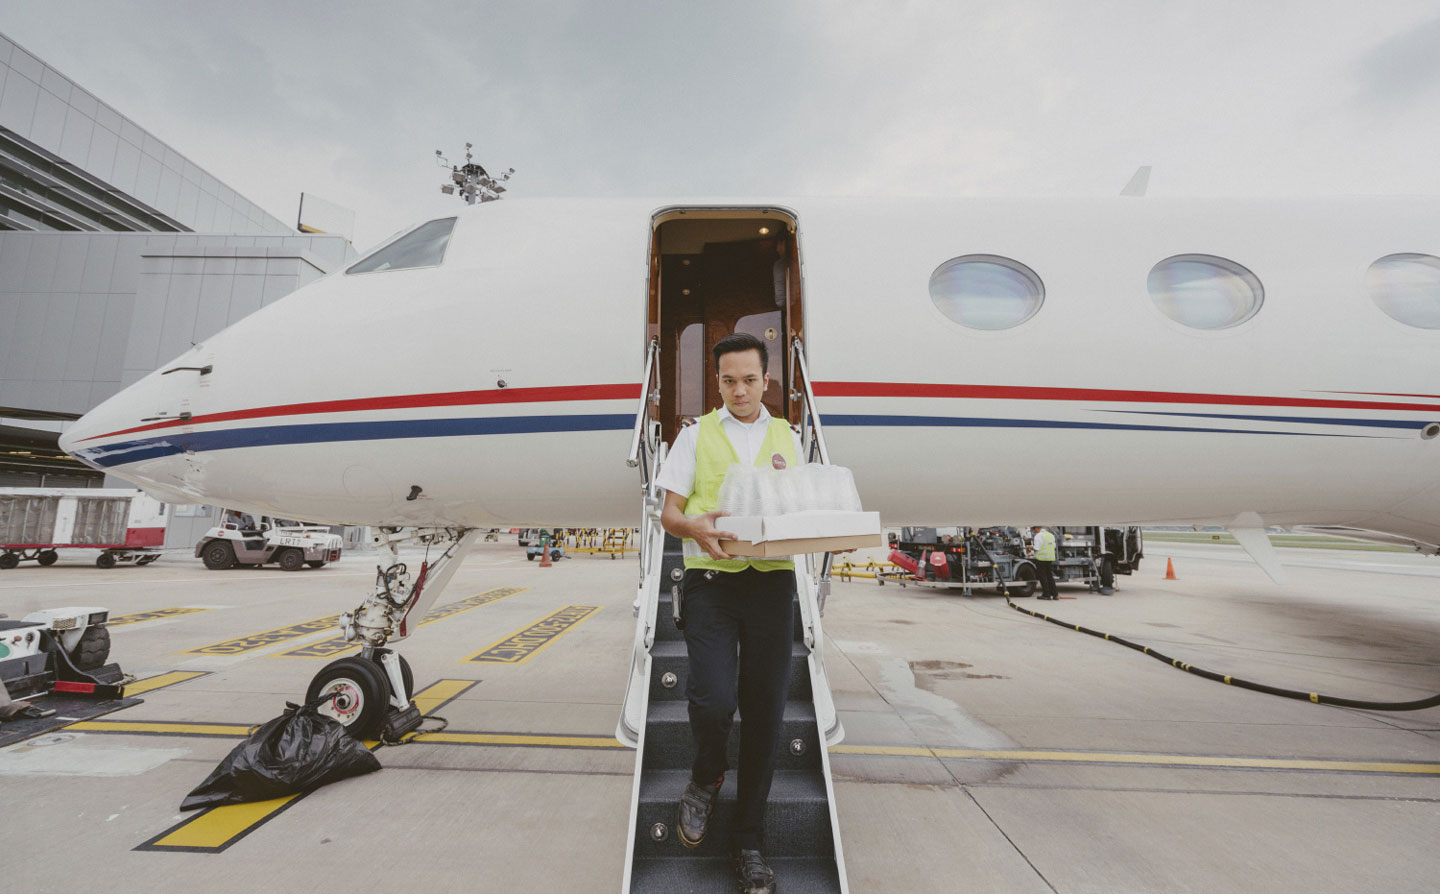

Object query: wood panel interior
[648,210,802,446]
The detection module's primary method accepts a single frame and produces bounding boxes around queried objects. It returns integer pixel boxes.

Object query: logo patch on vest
[771,453,787,470]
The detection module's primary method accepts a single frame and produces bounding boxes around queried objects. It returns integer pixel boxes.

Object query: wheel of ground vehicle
[526,553,535,561]
[95,552,117,569]
[551,549,562,560]
[306,656,390,737]
[306,560,326,569]
[0,552,19,570]
[1010,563,1037,597]
[72,625,112,670]
[202,541,235,570]
[37,550,59,566]
[278,549,305,571]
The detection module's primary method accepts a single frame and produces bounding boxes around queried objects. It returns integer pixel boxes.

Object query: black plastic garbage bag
[181,695,380,810]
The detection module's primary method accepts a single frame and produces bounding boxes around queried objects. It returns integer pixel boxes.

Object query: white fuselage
[59,196,1440,546]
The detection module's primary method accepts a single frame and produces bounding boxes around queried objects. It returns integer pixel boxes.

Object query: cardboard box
[717,511,883,557]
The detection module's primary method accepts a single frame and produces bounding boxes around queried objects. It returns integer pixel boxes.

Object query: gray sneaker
[676,775,722,848]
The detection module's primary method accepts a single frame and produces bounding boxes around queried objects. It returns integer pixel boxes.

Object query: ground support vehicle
[0,488,165,569]
[885,526,1042,595]
[1050,526,1145,593]
[526,538,566,561]
[0,606,125,703]
[196,514,343,570]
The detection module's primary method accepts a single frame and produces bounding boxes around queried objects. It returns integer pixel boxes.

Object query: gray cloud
[4,0,1440,247]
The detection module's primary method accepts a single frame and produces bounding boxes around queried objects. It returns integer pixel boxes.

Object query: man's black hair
[712,331,768,373]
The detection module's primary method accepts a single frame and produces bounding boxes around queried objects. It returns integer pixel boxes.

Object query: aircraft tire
[278,549,305,572]
[73,625,111,670]
[95,552,117,569]
[202,541,235,570]
[307,657,389,737]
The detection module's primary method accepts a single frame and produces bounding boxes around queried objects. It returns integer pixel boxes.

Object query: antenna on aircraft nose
[436,142,515,204]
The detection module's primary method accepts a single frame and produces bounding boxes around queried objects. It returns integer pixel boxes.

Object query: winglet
[1228,512,1288,585]
[1121,166,1151,197]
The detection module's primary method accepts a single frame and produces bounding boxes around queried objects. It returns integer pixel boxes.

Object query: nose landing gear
[305,527,477,739]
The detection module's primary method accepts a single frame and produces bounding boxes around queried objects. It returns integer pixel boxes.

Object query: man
[1030,524,1059,600]
[655,331,801,894]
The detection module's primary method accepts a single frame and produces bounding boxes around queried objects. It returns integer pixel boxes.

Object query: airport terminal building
[0,31,355,543]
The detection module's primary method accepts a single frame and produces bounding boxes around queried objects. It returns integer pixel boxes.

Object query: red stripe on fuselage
[82,383,641,443]
[812,382,1440,413]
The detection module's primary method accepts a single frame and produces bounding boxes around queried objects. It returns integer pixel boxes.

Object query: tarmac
[2,537,1438,893]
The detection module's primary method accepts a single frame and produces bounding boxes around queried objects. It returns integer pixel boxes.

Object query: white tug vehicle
[195,513,343,571]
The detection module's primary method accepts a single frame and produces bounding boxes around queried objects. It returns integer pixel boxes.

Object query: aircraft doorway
[647,207,804,446]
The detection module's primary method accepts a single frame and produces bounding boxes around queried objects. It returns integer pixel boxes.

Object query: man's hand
[661,492,737,560]
[688,510,737,560]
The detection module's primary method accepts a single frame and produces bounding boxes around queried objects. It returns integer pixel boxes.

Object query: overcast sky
[5,1,1440,248]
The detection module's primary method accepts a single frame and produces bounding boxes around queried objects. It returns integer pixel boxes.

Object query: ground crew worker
[655,331,802,894]
[1031,524,1059,600]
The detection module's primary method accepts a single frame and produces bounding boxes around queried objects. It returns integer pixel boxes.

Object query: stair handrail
[626,336,661,478]
[789,335,830,466]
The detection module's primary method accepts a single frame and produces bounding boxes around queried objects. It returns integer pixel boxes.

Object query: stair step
[641,700,820,772]
[634,769,833,858]
[630,856,841,893]
[648,640,812,702]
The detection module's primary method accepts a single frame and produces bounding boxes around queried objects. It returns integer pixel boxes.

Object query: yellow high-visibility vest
[683,409,798,573]
[1033,529,1057,561]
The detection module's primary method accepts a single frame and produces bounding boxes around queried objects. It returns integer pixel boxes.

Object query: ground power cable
[1002,593,1440,711]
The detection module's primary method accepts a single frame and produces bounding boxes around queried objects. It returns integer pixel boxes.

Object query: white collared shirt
[655,405,804,501]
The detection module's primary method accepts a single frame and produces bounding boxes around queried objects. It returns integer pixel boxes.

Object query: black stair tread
[647,699,816,725]
[630,856,841,893]
[638,768,828,805]
[650,639,809,659]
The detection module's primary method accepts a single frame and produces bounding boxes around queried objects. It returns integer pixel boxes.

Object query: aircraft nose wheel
[306,657,390,738]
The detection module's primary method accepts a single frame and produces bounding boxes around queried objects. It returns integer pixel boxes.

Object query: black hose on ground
[1003,595,1440,711]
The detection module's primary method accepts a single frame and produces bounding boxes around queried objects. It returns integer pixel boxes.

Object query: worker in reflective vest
[656,332,801,894]
[1030,524,1059,600]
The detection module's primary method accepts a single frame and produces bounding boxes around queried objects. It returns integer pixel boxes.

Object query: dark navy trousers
[681,565,795,850]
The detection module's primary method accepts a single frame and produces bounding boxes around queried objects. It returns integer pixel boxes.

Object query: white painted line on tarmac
[0,571,377,590]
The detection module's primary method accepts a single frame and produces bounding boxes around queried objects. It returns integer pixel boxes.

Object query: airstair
[619,338,848,893]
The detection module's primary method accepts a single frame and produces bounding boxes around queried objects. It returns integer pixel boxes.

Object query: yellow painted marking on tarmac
[107,607,211,627]
[828,744,1440,775]
[277,587,528,659]
[69,720,251,737]
[411,679,475,715]
[128,685,462,852]
[136,793,305,852]
[465,605,600,664]
[415,731,625,749]
[183,614,343,655]
[122,670,209,695]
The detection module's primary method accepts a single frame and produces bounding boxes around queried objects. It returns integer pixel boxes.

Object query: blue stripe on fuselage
[75,414,635,468]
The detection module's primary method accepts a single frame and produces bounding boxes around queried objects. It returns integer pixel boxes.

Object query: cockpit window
[1367,253,1440,329]
[346,217,457,274]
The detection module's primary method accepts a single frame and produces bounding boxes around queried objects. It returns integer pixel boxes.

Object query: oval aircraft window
[928,255,1045,330]
[1367,253,1440,329]
[1147,254,1263,329]
[347,217,458,274]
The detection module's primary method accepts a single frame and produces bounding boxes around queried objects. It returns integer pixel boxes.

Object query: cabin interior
[647,209,804,446]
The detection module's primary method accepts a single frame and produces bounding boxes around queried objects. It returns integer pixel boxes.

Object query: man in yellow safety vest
[1030,524,1059,600]
[655,332,801,894]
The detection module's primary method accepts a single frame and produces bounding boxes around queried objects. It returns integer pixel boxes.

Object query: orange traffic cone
[539,540,553,568]
[1164,557,1177,580]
